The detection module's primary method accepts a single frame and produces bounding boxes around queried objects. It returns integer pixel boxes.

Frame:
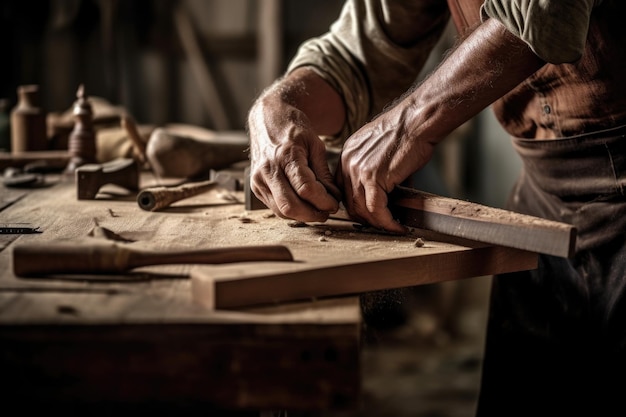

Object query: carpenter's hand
[337,114,435,234]
[248,96,341,223]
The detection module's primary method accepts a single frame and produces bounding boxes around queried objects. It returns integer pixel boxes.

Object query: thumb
[310,146,342,202]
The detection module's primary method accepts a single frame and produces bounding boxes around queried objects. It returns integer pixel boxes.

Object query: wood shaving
[414,238,425,248]
[287,221,308,228]
[318,236,327,242]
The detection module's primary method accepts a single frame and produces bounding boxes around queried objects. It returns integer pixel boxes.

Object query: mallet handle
[13,241,294,277]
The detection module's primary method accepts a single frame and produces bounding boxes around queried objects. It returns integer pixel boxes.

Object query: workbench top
[0,173,361,414]
[0,169,537,414]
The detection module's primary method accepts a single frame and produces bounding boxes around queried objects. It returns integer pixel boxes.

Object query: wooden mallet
[75,158,140,200]
[13,240,294,277]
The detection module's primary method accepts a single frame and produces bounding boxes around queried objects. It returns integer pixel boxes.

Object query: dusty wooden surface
[0,170,542,415]
[192,220,537,309]
[0,173,361,414]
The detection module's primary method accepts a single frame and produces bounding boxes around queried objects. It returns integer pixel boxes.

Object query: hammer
[76,158,139,200]
[13,241,294,277]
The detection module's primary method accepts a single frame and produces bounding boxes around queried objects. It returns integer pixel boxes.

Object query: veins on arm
[393,18,546,148]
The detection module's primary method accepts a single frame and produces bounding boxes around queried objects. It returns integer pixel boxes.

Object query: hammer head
[76,158,139,200]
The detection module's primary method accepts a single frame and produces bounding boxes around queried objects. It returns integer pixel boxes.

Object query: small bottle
[65,84,97,174]
[10,85,48,153]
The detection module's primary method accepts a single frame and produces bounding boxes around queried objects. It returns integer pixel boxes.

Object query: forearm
[394,18,545,149]
[249,67,346,138]
[337,17,546,232]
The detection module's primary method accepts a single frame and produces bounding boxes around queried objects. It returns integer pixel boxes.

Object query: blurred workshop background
[1,1,524,416]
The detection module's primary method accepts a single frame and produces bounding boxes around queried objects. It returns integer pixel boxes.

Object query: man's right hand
[247,68,345,222]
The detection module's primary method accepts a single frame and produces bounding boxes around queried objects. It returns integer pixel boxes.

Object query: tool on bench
[145,126,249,179]
[120,113,148,165]
[0,150,70,171]
[137,178,223,211]
[3,167,45,188]
[12,241,294,277]
[65,84,97,174]
[0,223,41,234]
[75,157,139,200]
[2,156,69,188]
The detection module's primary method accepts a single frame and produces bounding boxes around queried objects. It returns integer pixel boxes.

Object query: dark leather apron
[476,126,626,415]
[444,1,626,414]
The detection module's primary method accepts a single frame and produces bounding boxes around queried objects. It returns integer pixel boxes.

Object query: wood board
[389,186,577,258]
[191,221,538,310]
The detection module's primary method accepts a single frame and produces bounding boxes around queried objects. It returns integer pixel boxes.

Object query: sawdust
[287,220,308,228]
[413,238,425,247]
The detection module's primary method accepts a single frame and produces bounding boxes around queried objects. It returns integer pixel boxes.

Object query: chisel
[13,241,293,277]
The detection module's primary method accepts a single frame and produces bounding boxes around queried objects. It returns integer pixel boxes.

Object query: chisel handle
[13,241,293,277]
[137,179,218,211]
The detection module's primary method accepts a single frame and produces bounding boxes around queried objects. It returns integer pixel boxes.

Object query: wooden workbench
[0,169,537,414]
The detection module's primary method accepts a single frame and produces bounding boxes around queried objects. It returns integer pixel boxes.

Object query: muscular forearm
[337,17,546,233]
[394,18,545,149]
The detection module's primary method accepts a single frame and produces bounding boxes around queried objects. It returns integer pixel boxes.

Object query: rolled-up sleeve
[287,0,449,146]
[481,0,598,64]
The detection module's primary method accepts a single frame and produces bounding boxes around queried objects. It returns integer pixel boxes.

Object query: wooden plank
[191,226,538,310]
[389,186,577,258]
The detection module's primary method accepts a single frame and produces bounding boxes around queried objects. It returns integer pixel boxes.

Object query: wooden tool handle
[121,113,147,164]
[13,241,294,277]
[146,127,249,178]
[137,179,218,211]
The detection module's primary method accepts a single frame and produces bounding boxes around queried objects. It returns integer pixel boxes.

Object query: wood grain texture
[192,226,538,310]
[389,186,577,258]
[12,240,294,276]
[0,173,361,412]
